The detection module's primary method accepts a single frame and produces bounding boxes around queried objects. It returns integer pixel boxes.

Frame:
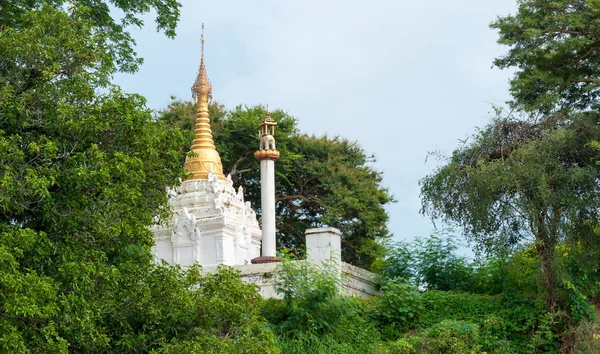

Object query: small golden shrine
[254,110,280,161]
[183,24,226,181]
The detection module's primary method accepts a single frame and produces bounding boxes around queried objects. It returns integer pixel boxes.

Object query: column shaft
[260,159,276,257]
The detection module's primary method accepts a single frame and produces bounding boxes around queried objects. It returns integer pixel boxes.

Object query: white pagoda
[151,26,261,267]
[152,26,378,299]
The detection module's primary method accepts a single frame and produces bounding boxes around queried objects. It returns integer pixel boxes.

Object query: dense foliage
[4,0,600,352]
[261,233,600,353]
[158,99,393,269]
[491,0,600,113]
[420,111,600,308]
[0,3,278,352]
[419,4,600,351]
[1,0,181,74]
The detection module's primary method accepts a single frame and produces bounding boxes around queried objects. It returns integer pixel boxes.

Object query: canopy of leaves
[420,109,600,309]
[158,99,393,270]
[421,111,600,251]
[492,0,600,113]
[0,4,277,353]
[1,0,181,74]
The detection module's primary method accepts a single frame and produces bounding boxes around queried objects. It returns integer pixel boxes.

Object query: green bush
[123,264,278,354]
[377,279,423,331]
[382,231,478,292]
[271,260,344,335]
[419,291,503,328]
[267,261,384,353]
[374,339,417,354]
[422,320,482,354]
[381,241,415,282]
[273,307,382,354]
[479,315,511,353]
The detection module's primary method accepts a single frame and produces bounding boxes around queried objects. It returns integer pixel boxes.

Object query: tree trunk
[536,241,556,310]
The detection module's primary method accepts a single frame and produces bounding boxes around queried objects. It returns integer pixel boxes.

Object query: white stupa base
[152,172,261,267]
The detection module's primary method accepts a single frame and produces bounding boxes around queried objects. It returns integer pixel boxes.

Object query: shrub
[419,291,503,328]
[266,260,384,353]
[272,304,382,354]
[381,231,481,293]
[271,260,344,335]
[377,279,423,332]
[374,339,417,354]
[422,320,482,354]
[141,265,278,353]
[381,241,415,282]
[479,315,511,353]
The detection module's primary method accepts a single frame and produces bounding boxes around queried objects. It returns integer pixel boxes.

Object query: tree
[483,0,600,310]
[1,0,181,74]
[0,4,277,352]
[158,99,393,270]
[491,0,600,113]
[280,134,392,268]
[382,231,478,293]
[420,111,600,308]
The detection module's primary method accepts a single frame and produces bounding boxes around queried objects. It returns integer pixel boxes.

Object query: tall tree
[486,0,600,308]
[158,99,393,270]
[0,4,277,353]
[491,0,600,113]
[420,111,600,308]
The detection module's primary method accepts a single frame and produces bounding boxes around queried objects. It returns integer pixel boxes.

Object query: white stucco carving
[152,170,262,267]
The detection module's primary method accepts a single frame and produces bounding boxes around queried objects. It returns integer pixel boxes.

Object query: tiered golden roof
[255,109,280,161]
[184,24,226,181]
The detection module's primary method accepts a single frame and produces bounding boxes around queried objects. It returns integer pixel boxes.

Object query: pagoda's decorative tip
[184,25,225,181]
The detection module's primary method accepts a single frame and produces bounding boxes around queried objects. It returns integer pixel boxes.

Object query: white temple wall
[305,227,342,273]
[203,227,379,299]
[153,199,380,298]
[222,260,378,299]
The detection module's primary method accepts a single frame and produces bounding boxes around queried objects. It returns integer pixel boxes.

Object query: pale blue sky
[114,0,518,245]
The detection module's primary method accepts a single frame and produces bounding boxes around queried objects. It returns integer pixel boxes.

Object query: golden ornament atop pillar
[251,107,280,264]
[184,24,226,181]
[254,109,280,161]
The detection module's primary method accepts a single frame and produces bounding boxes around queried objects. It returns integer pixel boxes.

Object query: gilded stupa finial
[192,23,212,102]
[184,24,225,181]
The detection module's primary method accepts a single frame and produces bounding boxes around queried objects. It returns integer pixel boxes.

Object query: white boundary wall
[203,227,380,299]
[228,261,379,299]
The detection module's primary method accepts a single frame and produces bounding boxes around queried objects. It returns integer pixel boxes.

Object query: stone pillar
[260,159,276,257]
[306,227,342,274]
[252,110,280,264]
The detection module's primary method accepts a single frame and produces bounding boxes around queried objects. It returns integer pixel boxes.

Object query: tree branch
[227,149,253,178]
[556,46,600,70]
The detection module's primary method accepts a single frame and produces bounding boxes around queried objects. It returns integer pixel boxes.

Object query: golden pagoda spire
[184,24,226,181]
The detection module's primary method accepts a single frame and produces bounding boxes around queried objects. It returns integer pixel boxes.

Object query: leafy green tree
[1,0,181,74]
[420,111,600,308]
[381,240,415,282]
[0,4,277,353]
[158,99,393,270]
[413,232,474,292]
[491,0,600,113]
[382,232,476,292]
